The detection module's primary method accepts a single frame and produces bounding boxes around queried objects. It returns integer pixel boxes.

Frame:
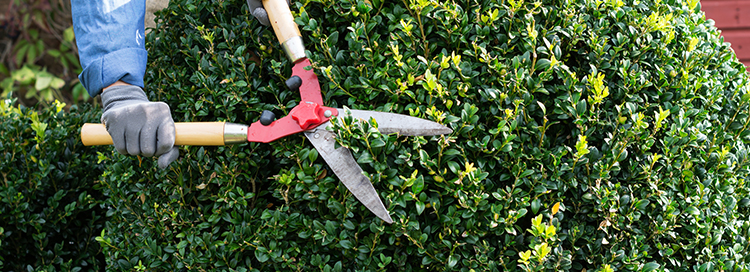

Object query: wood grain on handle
[81,122,227,146]
[262,0,301,44]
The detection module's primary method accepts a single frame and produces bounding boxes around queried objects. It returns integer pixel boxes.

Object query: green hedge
[0,99,106,271]
[99,0,750,270]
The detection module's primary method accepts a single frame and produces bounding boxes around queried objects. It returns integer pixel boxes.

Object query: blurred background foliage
[0,0,88,108]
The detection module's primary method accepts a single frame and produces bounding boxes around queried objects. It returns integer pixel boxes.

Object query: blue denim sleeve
[71,0,147,96]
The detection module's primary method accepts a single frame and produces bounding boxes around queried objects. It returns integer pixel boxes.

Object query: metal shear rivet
[314,133,320,139]
[324,110,332,118]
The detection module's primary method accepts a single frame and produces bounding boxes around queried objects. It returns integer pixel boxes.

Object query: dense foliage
[0,99,106,271]
[6,0,750,270]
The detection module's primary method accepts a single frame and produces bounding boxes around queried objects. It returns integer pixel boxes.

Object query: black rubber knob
[260,110,276,126]
[286,76,302,92]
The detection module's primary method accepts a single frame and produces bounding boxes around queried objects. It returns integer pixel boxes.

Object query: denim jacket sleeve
[71,0,147,96]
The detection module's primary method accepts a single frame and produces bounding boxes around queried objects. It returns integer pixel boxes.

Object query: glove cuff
[101,85,150,113]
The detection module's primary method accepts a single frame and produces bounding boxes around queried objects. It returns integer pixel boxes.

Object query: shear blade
[302,110,451,223]
[340,109,453,136]
[304,124,394,224]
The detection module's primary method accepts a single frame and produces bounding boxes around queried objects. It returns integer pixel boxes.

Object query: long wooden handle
[81,122,227,146]
[263,0,301,44]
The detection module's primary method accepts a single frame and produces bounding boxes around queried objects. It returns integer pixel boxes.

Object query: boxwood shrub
[97,0,750,270]
[0,99,106,271]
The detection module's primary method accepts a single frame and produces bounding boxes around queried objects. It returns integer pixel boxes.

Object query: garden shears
[80,0,452,223]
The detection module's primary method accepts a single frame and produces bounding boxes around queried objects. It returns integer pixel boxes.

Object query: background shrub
[0,0,88,107]
[0,98,106,271]
[96,0,750,270]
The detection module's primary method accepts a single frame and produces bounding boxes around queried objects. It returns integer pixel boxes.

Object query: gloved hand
[247,0,270,26]
[100,84,179,169]
[247,0,290,26]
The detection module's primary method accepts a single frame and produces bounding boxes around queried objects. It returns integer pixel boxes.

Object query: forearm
[71,0,148,97]
[106,81,132,89]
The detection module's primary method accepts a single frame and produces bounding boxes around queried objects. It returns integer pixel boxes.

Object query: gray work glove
[100,85,179,169]
[247,0,290,26]
[247,0,270,26]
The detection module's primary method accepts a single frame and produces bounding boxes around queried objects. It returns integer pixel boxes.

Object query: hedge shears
[81,0,452,223]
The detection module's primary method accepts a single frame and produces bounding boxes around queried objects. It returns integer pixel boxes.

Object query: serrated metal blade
[304,122,394,224]
[340,109,453,136]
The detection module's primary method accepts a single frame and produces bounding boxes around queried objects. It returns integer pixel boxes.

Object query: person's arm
[71,0,148,96]
[71,0,178,169]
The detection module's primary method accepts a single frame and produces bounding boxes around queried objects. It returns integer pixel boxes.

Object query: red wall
[702,0,750,69]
